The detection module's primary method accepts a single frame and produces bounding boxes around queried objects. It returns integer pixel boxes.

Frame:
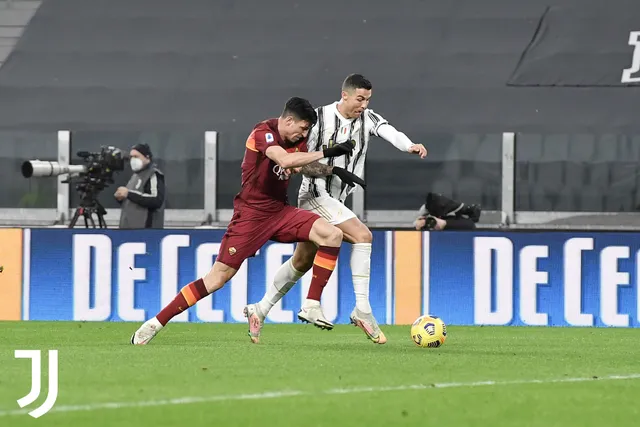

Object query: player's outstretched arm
[300,162,366,189]
[265,141,355,169]
[377,124,427,158]
[266,145,323,169]
[300,161,333,177]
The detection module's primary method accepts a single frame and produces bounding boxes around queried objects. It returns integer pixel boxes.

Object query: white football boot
[131,317,163,345]
[297,300,334,330]
[243,303,265,344]
[350,308,387,344]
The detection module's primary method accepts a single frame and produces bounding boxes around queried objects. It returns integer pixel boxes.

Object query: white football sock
[257,258,305,315]
[351,243,372,313]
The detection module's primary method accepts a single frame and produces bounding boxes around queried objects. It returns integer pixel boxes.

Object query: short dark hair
[342,73,372,92]
[282,97,317,126]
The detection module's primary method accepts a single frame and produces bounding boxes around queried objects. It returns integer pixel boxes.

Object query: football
[410,315,447,348]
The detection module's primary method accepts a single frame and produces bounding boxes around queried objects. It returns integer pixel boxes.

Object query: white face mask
[130,158,144,172]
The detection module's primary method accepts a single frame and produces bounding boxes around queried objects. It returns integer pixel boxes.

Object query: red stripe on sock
[156,278,209,326]
[156,292,188,326]
[192,278,208,299]
[319,246,340,257]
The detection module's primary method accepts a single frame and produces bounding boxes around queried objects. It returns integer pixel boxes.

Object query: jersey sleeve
[246,128,277,154]
[305,120,319,152]
[365,109,389,137]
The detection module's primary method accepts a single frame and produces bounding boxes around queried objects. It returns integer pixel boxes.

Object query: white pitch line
[1,373,639,417]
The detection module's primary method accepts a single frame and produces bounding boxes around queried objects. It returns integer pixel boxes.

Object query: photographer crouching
[114,143,166,229]
[414,192,481,231]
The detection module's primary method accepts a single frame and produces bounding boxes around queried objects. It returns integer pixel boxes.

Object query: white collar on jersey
[332,101,357,123]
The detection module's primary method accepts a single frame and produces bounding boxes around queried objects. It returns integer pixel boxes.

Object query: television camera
[22,146,126,228]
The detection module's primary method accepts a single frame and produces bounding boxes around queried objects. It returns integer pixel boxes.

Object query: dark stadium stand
[0,0,639,225]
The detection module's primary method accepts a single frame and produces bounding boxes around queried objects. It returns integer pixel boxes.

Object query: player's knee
[311,219,343,247]
[326,226,343,246]
[352,227,373,243]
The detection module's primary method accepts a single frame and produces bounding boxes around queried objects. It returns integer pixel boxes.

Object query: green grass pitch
[1,321,640,427]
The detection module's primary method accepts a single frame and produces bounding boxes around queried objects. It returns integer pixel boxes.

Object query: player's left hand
[114,187,129,201]
[332,167,366,189]
[409,144,427,159]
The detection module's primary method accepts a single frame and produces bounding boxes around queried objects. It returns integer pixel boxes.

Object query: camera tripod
[69,199,108,229]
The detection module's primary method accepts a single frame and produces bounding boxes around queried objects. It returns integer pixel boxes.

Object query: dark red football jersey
[235,119,308,212]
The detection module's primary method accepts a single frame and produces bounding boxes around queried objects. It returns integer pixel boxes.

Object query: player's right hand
[322,141,355,158]
[332,167,366,189]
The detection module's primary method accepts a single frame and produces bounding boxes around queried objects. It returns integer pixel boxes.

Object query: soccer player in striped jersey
[244,74,427,344]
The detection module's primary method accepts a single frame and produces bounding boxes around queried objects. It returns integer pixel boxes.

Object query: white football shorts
[298,195,357,226]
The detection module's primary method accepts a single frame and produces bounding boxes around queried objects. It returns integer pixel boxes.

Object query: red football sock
[156,278,209,326]
[306,246,340,301]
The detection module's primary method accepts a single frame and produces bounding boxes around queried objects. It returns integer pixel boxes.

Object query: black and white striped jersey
[299,101,387,202]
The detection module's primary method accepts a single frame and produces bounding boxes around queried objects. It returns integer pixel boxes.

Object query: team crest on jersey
[265,133,274,143]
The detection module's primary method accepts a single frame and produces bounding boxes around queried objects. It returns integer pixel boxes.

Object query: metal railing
[2,130,640,230]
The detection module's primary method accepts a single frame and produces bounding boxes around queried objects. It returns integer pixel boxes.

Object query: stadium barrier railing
[1,130,640,230]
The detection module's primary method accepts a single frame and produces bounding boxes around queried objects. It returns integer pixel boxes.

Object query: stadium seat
[529,185,555,212]
[595,134,619,162]
[556,186,577,212]
[431,178,454,198]
[568,134,597,162]
[564,162,585,189]
[541,134,570,161]
[515,181,532,211]
[456,176,484,206]
[516,134,543,162]
[534,162,564,190]
[587,163,611,189]
[577,186,604,212]
[604,189,635,212]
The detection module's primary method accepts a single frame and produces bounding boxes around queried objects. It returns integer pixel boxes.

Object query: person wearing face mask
[115,143,166,229]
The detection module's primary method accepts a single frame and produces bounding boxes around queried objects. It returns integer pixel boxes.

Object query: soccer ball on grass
[410,315,447,348]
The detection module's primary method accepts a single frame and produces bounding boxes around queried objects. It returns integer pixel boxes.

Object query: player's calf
[130,261,238,345]
[338,218,375,315]
[155,277,210,326]
[203,261,238,293]
[290,241,317,273]
[297,219,342,330]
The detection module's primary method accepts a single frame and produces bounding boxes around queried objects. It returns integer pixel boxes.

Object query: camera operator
[413,192,480,231]
[115,143,166,229]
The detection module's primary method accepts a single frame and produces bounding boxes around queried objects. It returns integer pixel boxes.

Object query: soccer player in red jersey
[131,97,365,344]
